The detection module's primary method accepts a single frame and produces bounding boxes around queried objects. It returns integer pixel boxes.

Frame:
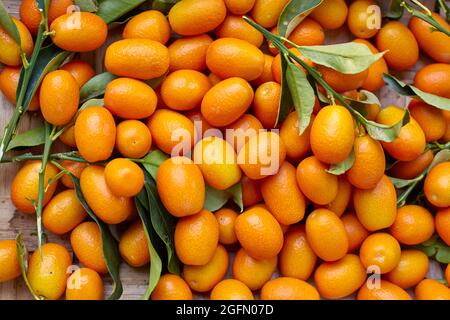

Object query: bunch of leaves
[414,235,450,264]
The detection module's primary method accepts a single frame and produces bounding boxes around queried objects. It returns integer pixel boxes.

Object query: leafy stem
[402,1,450,36]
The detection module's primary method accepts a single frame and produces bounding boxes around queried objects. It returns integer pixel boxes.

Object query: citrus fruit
[215,208,238,245]
[211,279,254,300]
[251,0,290,28]
[360,233,401,274]
[80,165,133,224]
[183,244,229,292]
[168,34,213,72]
[42,189,87,235]
[119,220,150,268]
[175,209,219,266]
[385,250,429,289]
[40,70,79,126]
[115,120,152,159]
[408,100,446,142]
[156,156,205,217]
[0,66,40,111]
[104,159,144,197]
[253,81,281,129]
[341,212,369,252]
[216,15,263,47]
[415,279,450,300]
[311,0,348,30]
[389,205,434,245]
[151,274,193,300]
[60,60,95,87]
[70,221,107,274]
[389,149,433,180]
[225,114,263,153]
[424,162,450,208]
[75,106,116,163]
[50,12,108,52]
[353,39,388,91]
[261,277,320,300]
[11,160,59,214]
[224,0,255,15]
[0,239,23,283]
[436,207,450,246]
[279,111,313,161]
[123,10,171,45]
[27,243,72,300]
[241,176,263,208]
[234,206,283,260]
[357,280,411,300]
[347,0,379,38]
[104,78,157,119]
[66,268,104,300]
[0,17,34,66]
[414,63,450,98]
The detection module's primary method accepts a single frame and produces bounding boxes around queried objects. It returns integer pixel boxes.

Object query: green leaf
[383,74,450,111]
[327,149,355,175]
[285,61,315,134]
[15,234,42,300]
[143,170,180,275]
[146,71,169,89]
[152,0,180,14]
[428,149,450,172]
[17,45,71,111]
[70,175,123,300]
[141,150,169,180]
[298,43,386,74]
[79,72,117,103]
[405,3,450,37]
[97,0,147,24]
[416,236,450,264]
[384,0,404,19]
[205,183,244,212]
[6,126,46,151]
[436,245,450,264]
[134,196,162,299]
[388,175,424,189]
[0,0,21,46]
[276,54,294,125]
[74,0,99,12]
[359,109,410,143]
[277,0,322,38]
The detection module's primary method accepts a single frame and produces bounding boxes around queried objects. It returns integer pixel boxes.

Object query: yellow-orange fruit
[215,208,238,245]
[50,12,108,52]
[211,279,254,300]
[235,206,283,260]
[376,21,419,71]
[75,106,116,163]
[168,34,213,72]
[11,161,59,215]
[115,120,152,159]
[27,243,72,300]
[385,250,429,289]
[201,77,254,127]
[0,240,22,283]
[279,225,317,280]
[251,0,289,28]
[260,161,306,225]
[104,158,144,198]
[436,207,450,246]
[252,54,274,86]
[104,78,157,119]
[347,0,379,39]
[183,245,229,292]
[156,157,205,217]
[323,176,352,217]
[206,38,265,81]
[66,268,104,300]
[0,17,34,66]
[280,112,313,161]
[306,208,349,262]
[317,65,368,93]
[237,131,286,180]
[376,106,426,162]
[353,175,397,231]
[390,205,434,245]
[0,66,39,111]
[80,165,133,225]
[409,100,446,142]
[119,220,150,267]
[253,81,280,129]
[360,233,401,274]
[59,125,76,147]
[216,15,263,47]
[60,60,95,88]
[288,18,325,47]
[310,0,348,30]
[315,254,367,299]
[40,70,79,126]
[310,105,355,164]
[390,149,434,180]
[232,248,277,290]
[60,160,86,189]
[414,63,450,99]
[147,109,195,155]
[161,70,212,111]
[70,222,107,274]
[353,39,388,91]
[43,190,87,235]
[415,279,450,300]
[296,156,339,205]
[409,13,450,63]
[151,274,193,300]
[123,10,171,45]
[261,277,320,300]
[224,0,255,14]
[241,176,263,208]
[105,39,169,80]
[341,212,369,252]
[424,162,450,208]
[175,209,219,266]
[168,0,226,36]
[193,136,241,190]
[225,114,263,153]
[357,280,411,300]
[346,135,385,189]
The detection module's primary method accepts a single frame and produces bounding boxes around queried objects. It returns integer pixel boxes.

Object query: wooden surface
[0,0,443,300]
